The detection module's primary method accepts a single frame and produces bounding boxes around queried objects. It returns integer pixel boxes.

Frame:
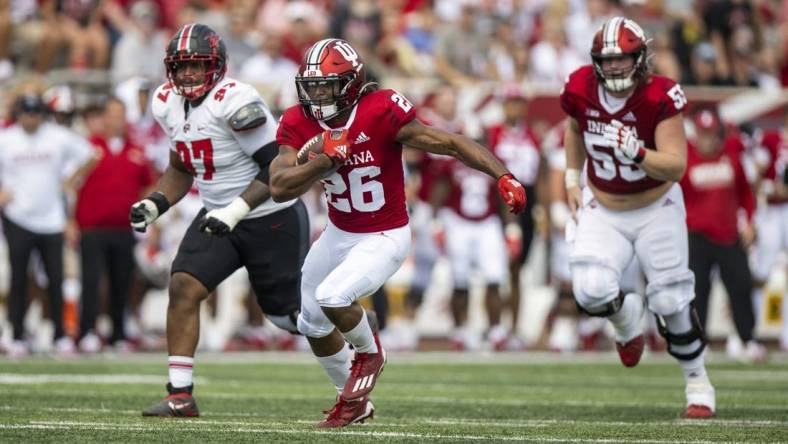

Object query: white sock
[608,293,643,343]
[341,310,378,353]
[678,354,710,384]
[315,343,352,392]
[168,356,194,388]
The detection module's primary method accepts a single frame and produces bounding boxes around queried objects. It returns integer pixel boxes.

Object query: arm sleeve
[251,141,278,184]
[222,83,277,157]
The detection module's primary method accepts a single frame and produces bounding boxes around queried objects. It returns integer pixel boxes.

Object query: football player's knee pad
[571,262,621,316]
[267,311,300,335]
[646,270,695,316]
[655,304,706,361]
[314,283,352,308]
[296,310,333,338]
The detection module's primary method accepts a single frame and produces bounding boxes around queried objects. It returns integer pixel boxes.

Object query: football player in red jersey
[269,38,526,427]
[561,17,715,418]
[751,107,788,351]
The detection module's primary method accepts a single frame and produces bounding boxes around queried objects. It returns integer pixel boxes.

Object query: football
[295,133,324,166]
[295,131,342,177]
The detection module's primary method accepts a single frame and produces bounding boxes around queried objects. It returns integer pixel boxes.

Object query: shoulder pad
[229,102,267,131]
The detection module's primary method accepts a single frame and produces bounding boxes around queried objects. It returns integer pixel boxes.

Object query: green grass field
[1,352,787,443]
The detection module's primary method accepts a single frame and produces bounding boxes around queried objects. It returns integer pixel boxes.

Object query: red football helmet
[296,38,367,121]
[590,17,649,92]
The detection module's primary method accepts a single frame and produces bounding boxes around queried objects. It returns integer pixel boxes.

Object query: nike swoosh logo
[168,401,190,411]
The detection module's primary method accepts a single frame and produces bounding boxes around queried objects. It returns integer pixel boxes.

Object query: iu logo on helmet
[333,41,360,68]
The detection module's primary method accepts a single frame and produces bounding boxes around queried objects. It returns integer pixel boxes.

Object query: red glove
[497,173,526,214]
[322,129,350,165]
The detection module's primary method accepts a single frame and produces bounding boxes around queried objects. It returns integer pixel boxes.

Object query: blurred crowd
[0,0,786,359]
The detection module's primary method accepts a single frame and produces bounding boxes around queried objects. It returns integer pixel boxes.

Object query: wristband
[633,146,647,163]
[565,168,581,189]
[147,191,171,216]
[225,196,252,220]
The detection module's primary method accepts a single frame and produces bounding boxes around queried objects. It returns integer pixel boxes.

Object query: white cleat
[79,332,103,354]
[683,381,715,418]
[54,336,77,358]
[7,340,30,359]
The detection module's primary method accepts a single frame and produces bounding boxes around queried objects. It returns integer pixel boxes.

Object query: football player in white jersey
[130,24,310,417]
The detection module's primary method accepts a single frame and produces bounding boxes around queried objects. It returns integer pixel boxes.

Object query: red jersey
[438,159,499,221]
[681,136,755,245]
[488,124,541,186]
[76,135,155,229]
[757,130,788,204]
[560,65,687,194]
[277,89,416,233]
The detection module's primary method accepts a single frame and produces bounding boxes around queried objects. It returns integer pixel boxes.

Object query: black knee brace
[575,292,626,317]
[655,305,707,361]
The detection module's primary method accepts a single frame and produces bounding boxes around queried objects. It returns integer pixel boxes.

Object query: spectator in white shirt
[0,94,96,358]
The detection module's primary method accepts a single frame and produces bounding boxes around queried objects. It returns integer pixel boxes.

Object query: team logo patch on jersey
[586,108,600,118]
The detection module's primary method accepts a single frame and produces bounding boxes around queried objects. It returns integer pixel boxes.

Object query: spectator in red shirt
[74,97,155,352]
[681,106,764,361]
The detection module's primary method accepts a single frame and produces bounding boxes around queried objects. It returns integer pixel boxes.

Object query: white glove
[604,120,645,162]
[129,199,160,233]
[198,197,251,236]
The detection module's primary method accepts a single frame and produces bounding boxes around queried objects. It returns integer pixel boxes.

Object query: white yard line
[4,350,786,365]
[1,405,787,428]
[0,373,209,385]
[0,421,767,444]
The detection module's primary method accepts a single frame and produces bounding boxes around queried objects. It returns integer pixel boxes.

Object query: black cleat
[142,383,199,417]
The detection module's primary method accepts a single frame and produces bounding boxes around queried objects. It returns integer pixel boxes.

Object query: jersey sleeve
[151,83,175,150]
[61,129,95,177]
[655,79,687,123]
[276,109,306,149]
[380,89,417,141]
[218,82,276,157]
[559,72,582,118]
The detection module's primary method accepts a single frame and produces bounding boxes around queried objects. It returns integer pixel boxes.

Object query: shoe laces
[350,353,368,377]
[322,397,347,419]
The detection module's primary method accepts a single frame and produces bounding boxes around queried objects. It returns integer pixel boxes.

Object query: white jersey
[0,122,93,233]
[152,77,295,218]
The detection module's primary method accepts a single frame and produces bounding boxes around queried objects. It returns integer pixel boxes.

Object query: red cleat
[315,396,374,428]
[683,404,714,419]
[342,336,386,400]
[615,334,644,367]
